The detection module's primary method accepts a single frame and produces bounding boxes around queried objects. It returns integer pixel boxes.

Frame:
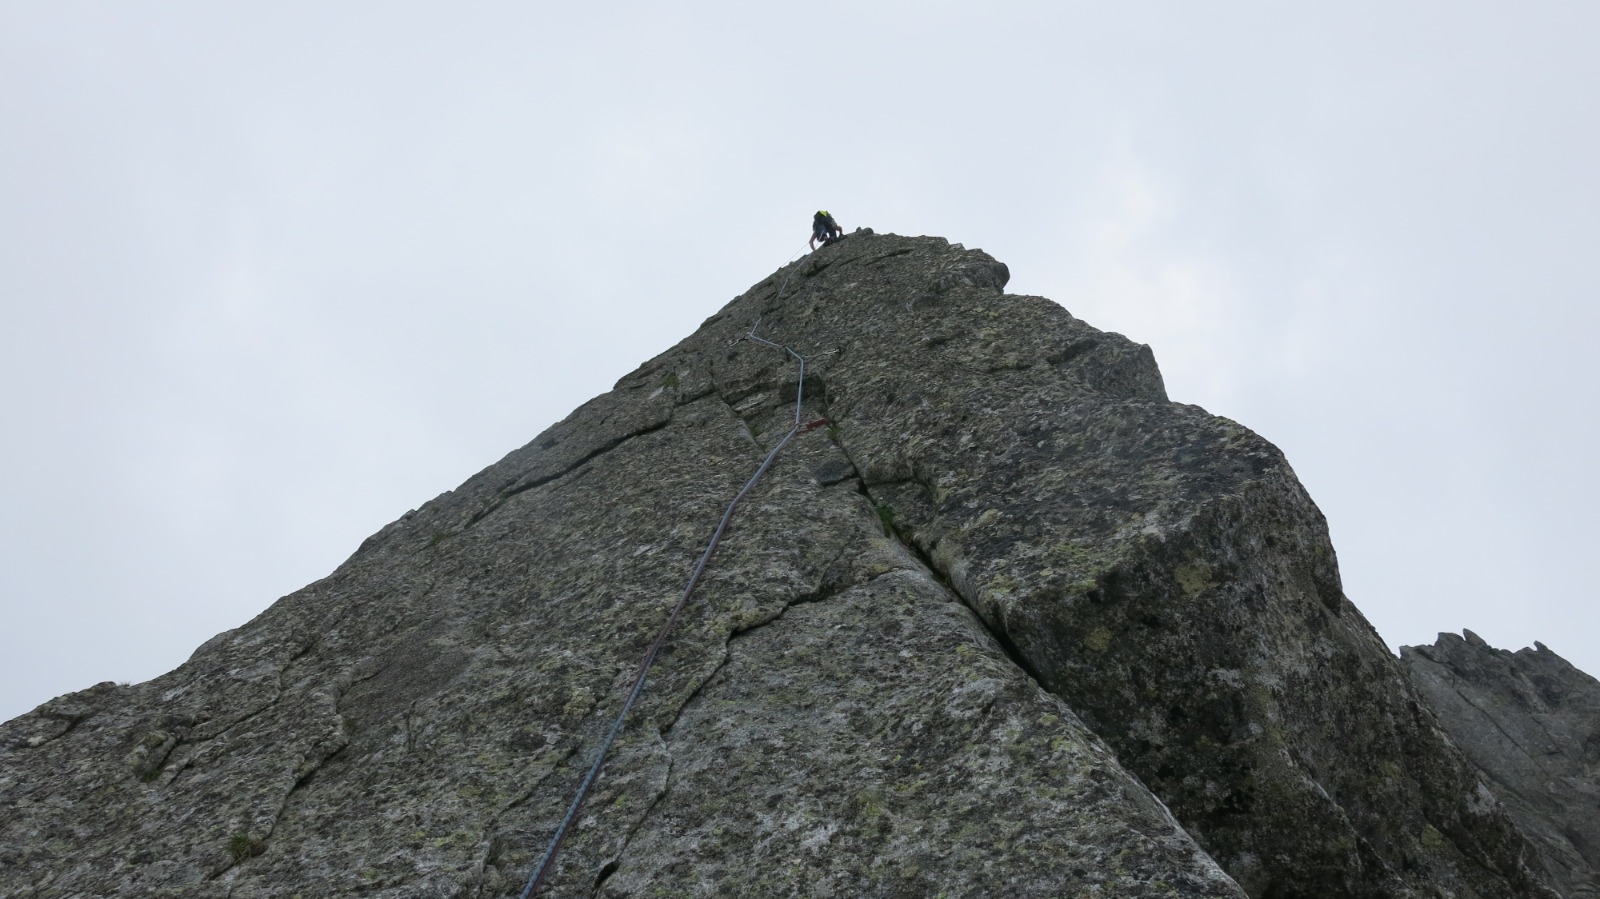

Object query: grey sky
[3,2,1596,722]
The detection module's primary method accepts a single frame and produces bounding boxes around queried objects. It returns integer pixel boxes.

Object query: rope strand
[521,258,822,896]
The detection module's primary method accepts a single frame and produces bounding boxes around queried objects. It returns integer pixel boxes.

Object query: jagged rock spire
[0,232,1566,898]
[1403,633,1600,899]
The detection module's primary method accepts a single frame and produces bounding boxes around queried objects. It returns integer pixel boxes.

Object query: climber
[810,210,843,250]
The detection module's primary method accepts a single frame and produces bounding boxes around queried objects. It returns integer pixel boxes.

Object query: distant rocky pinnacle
[2,231,1592,898]
[1402,632,1600,899]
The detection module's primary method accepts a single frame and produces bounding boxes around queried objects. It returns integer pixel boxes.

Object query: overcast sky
[3,2,1596,723]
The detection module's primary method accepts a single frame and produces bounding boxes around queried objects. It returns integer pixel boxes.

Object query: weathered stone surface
[1402,632,1600,899]
[0,231,1562,898]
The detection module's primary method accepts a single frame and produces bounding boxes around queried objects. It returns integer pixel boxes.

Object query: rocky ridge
[1402,632,1600,899]
[0,231,1578,898]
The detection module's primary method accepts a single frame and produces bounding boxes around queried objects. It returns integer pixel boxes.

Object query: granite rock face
[0,232,1563,898]
[1402,632,1600,899]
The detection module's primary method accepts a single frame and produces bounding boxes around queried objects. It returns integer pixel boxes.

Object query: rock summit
[2,232,1591,898]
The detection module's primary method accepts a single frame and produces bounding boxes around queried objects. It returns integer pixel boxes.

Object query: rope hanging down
[521,316,826,898]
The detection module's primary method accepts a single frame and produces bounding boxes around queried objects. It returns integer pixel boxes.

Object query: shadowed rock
[0,232,1564,898]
